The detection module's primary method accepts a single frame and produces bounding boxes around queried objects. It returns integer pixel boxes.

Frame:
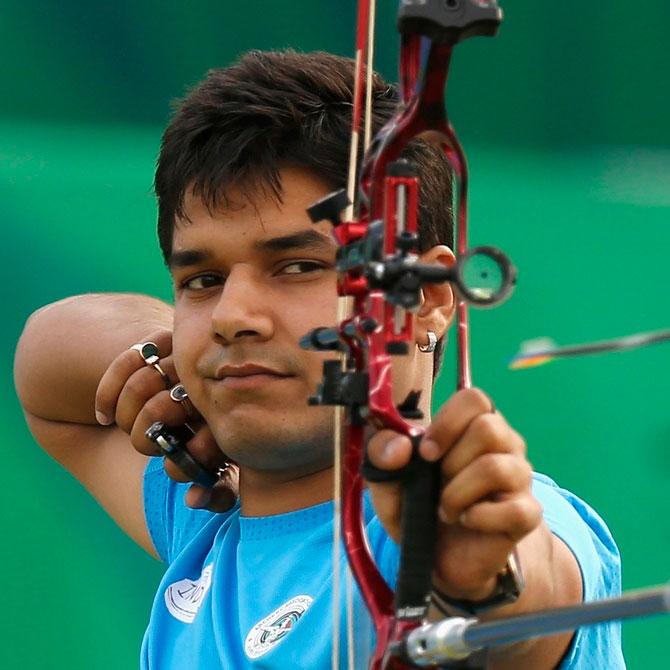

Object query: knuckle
[141,400,163,426]
[511,496,543,530]
[142,392,176,426]
[507,497,527,520]
[148,390,186,426]
[130,422,158,454]
[509,428,527,456]
[440,486,459,515]
[124,370,153,401]
[478,452,506,481]
[467,387,494,413]
[440,454,458,480]
[368,429,397,450]
[145,328,172,347]
[518,460,533,487]
[473,414,505,449]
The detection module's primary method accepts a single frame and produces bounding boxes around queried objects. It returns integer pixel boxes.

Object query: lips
[213,363,290,380]
[209,363,293,390]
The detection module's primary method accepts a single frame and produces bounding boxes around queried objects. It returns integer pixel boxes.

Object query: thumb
[185,465,239,512]
[365,429,414,543]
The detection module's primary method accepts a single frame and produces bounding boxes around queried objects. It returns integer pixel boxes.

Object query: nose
[210,265,274,344]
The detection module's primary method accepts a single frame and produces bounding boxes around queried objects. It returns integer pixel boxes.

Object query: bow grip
[363,433,441,620]
[398,0,503,43]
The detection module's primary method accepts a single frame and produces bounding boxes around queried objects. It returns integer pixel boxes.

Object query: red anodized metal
[335,10,475,670]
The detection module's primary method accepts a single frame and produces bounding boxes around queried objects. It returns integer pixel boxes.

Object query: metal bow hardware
[300,1,669,668]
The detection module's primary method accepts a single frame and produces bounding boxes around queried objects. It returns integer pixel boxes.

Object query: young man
[14,51,622,668]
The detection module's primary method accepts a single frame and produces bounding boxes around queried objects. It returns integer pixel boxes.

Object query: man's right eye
[180,274,223,291]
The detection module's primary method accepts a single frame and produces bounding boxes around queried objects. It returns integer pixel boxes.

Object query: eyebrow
[168,249,211,270]
[253,229,335,253]
[168,229,335,269]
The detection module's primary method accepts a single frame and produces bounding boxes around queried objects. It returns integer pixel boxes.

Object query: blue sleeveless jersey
[141,460,624,668]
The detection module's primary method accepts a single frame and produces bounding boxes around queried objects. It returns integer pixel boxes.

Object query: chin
[208,416,334,472]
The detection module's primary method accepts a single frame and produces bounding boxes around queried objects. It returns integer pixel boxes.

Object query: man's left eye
[279,261,326,275]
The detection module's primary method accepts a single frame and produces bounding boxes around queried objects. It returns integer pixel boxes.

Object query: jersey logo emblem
[164,563,213,623]
[244,595,314,659]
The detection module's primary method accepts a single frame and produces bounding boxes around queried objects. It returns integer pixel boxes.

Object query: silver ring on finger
[130,341,171,389]
[169,383,195,416]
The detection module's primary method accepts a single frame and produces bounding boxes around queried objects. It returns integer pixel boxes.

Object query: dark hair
[155,49,453,375]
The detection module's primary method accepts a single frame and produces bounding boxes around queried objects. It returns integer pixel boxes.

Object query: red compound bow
[300,1,668,668]
[302,1,516,667]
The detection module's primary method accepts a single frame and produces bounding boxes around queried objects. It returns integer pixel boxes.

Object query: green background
[3,1,668,667]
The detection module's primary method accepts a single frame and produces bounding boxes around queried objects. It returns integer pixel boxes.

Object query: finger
[365,429,425,542]
[365,429,414,472]
[459,494,543,543]
[95,330,173,425]
[162,425,230,478]
[440,413,527,480]
[168,382,199,419]
[130,390,192,455]
[419,388,494,462]
[115,357,180,434]
[440,453,533,524]
[185,467,239,512]
[433,526,512,597]
[367,480,403,543]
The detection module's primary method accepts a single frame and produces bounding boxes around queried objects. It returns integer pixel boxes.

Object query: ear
[415,245,456,347]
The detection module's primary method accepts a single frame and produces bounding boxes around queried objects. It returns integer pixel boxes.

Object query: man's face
[169,168,340,474]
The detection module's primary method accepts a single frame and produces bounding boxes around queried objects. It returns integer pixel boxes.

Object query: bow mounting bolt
[397,391,424,420]
[360,318,379,334]
[300,327,347,352]
[307,188,351,226]
[387,158,416,178]
[308,360,369,408]
[387,341,410,355]
[397,231,419,253]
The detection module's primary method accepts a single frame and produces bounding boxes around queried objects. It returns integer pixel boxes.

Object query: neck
[235,369,434,517]
[238,464,334,516]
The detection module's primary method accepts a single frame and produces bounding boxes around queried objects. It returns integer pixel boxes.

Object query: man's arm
[367,389,585,669]
[14,293,174,558]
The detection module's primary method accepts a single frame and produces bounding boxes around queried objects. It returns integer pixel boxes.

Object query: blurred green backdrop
[3,1,668,667]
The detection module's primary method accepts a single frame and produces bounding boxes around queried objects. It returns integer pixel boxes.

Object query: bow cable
[334,3,377,669]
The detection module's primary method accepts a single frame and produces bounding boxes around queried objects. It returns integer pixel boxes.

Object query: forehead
[170,167,336,257]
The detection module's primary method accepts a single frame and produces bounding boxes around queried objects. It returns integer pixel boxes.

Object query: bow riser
[304,2,509,667]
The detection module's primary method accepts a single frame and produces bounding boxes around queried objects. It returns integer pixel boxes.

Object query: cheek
[172,309,206,383]
[285,285,337,332]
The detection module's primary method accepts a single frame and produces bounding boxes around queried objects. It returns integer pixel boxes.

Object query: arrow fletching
[509,329,670,370]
